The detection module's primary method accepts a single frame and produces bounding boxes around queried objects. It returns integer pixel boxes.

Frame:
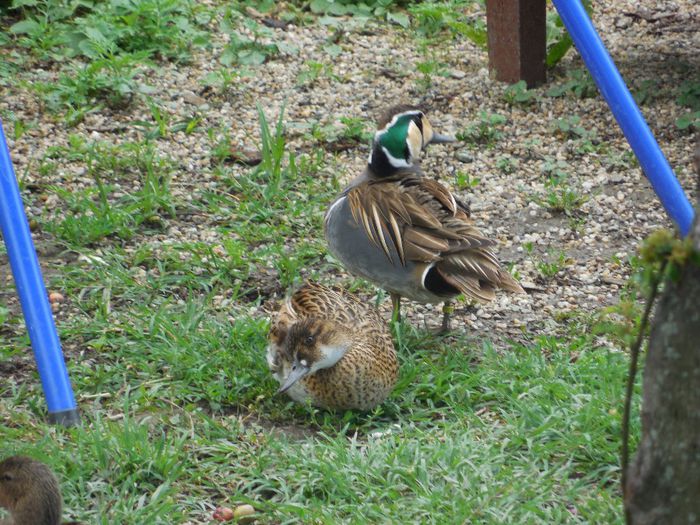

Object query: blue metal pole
[552,0,695,236]
[0,120,80,426]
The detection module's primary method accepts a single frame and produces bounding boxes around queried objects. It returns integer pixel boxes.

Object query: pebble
[455,149,475,163]
[48,292,65,304]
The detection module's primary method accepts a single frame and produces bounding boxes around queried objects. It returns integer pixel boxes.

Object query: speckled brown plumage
[267,282,398,411]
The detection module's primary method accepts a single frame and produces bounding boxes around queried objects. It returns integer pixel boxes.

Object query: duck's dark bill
[430,133,457,144]
[277,364,311,394]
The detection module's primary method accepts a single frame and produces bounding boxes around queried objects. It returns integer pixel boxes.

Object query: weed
[676,79,700,111]
[552,115,589,139]
[503,80,538,106]
[454,170,480,190]
[201,67,246,92]
[457,111,507,147]
[34,50,151,119]
[535,187,587,216]
[633,79,660,106]
[132,99,174,140]
[8,0,210,63]
[7,0,77,60]
[603,151,636,171]
[41,139,176,246]
[529,157,588,216]
[537,250,570,279]
[524,243,571,280]
[296,61,338,87]
[675,80,700,131]
[496,155,518,174]
[220,13,285,66]
[338,116,371,142]
[306,0,408,26]
[3,113,37,140]
[545,1,592,68]
[207,125,235,165]
[255,104,288,202]
[415,57,448,92]
[547,68,597,99]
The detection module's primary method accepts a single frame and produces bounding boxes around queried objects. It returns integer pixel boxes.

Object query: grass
[2,321,633,523]
[0,1,648,523]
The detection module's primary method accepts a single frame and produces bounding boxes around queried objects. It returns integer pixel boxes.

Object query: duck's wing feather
[346,174,525,300]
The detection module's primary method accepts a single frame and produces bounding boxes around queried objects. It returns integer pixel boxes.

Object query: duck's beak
[429,132,457,144]
[277,362,311,394]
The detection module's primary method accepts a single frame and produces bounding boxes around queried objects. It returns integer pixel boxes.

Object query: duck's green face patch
[374,110,426,168]
[377,114,416,161]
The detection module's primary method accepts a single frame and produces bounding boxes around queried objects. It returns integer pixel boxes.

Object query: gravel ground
[1,0,699,349]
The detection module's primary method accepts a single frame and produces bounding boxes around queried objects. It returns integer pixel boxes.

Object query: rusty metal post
[486,0,547,87]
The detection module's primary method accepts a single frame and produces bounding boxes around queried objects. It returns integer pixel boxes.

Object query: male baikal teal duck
[324,106,525,332]
[267,282,398,411]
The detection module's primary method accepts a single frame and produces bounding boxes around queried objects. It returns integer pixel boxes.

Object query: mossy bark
[625,215,700,523]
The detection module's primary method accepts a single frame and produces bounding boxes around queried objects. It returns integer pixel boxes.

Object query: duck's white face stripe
[311,343,350,372]
[381,146,411,168]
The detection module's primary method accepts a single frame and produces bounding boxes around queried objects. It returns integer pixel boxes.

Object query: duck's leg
[391,293,402,323]
[440,301,454,333]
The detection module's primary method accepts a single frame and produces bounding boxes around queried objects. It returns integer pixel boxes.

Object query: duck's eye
[304,335,314,346]
[0,474,12,482]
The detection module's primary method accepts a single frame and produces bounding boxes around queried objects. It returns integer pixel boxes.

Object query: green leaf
[675,111,700,130]
[10,19,40,35]
[546,34,573,68]
[309,0,330,14]
[318,15,340,27]
[327,3,350,15]
[238,49,267,66]
[323,43,342,57]
[276,41,298,55]
[387,11,410,28]
[462,24,487,49]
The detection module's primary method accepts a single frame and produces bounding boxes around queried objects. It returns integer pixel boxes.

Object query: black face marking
[284,318,326,363]
[413,114,424,135]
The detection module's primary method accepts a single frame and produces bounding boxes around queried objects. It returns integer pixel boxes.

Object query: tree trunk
[625,150,700,523]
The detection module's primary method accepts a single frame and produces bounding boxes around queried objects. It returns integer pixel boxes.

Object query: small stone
[213,506,234,522]
[48,292,65,304]
[233,504,256,522]
[455,149,474,163]
[450,69,467,79]
[182,91,207,106]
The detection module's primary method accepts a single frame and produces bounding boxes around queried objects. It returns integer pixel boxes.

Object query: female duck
[267,282,398,411]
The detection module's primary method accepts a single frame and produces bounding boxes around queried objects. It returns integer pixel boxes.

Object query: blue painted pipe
[0,120,80,426]
[552,0,695,236]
